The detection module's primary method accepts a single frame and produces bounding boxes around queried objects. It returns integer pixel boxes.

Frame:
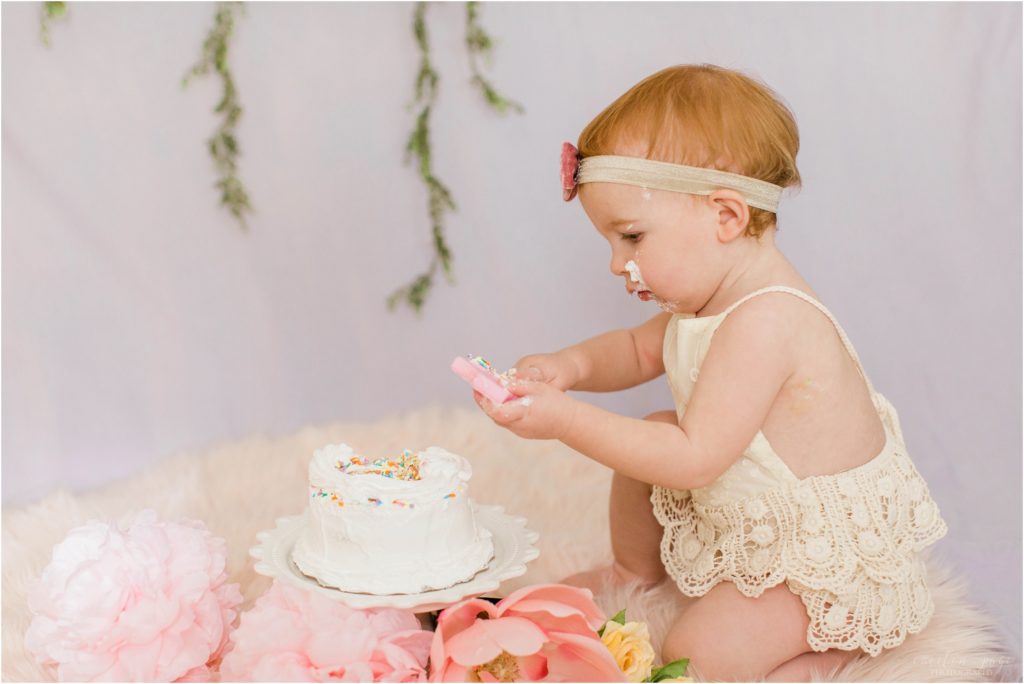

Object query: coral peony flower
[24,509,243,682]
[219,580,432,682]
[561,142,581,202]
[599,621,656,683]
[430,584,626,682]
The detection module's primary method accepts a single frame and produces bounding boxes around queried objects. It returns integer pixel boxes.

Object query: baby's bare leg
[610,410,677,584]
[662,580,812,681]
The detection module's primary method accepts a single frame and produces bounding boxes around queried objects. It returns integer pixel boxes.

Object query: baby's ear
[709,189,750,243]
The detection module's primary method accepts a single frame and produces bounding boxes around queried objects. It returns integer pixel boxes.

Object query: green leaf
[393,0,524,315]
[184,1,252,231]
[597,609,627,637]
[650,658,690,682]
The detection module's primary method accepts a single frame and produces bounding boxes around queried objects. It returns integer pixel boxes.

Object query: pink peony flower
[561,142,581,202]
[24,509,243,682]
[430,584,627,682]
[219,580,433,682]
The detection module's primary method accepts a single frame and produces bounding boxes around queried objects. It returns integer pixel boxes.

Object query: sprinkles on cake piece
[468,356,515,388]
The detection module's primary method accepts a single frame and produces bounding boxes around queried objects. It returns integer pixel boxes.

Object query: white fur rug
[3,405,1018,682]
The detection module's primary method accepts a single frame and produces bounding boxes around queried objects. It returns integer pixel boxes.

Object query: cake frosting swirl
[292,444,494,595]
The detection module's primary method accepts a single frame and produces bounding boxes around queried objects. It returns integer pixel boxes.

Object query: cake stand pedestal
[249,504,539,614]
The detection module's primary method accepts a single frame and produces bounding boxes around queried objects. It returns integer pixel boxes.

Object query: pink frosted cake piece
[451,355,516,404]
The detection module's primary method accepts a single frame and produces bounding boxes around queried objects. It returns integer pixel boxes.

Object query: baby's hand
[511,353,581,392]
[473,379,578,441]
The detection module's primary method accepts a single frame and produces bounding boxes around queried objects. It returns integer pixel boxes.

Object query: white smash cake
[291,444,495,595]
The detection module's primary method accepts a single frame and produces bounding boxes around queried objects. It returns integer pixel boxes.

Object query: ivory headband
[561,142,783,212]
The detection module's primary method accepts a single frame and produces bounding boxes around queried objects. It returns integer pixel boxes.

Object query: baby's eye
[620,233,642,242]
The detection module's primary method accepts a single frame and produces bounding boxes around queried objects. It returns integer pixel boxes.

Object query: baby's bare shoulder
[720,290,857,394]
[711,289,842,369]
[716,290,825,339]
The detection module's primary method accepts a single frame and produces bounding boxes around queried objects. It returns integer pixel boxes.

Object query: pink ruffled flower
[24,509,243,682]
[561,142,581,202]
[219,581,432,682]
[430,584,627,682]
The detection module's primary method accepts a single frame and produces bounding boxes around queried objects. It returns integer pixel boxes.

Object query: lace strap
[715,286,877,396]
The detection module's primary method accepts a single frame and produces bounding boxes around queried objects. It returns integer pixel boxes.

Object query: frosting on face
[624,259,649,289]
[624,257,683,313]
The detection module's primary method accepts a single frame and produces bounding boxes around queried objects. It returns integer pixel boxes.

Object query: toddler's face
[578,181,725,314]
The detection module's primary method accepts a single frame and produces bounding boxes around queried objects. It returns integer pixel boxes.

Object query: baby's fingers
[474,389,529,426]
[510,365,546,382]
[473,390,493,412]
[492,400,528,424]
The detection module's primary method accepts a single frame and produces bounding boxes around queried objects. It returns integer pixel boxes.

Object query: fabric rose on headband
[561,142,581,201]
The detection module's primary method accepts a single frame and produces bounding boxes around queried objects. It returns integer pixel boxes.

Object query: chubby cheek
[636,249,687,292]
[639,251,717,312]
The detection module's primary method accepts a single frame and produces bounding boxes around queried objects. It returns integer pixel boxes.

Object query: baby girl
[473,64,948,681]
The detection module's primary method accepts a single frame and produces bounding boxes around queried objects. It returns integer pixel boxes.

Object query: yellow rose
[600,621,656,682]
[660,678,694,683]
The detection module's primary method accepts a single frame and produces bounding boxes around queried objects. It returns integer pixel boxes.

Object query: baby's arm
[534,312,673,392]
[494,298,798,490]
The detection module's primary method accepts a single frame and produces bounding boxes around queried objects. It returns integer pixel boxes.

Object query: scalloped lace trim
[651,446,948,656]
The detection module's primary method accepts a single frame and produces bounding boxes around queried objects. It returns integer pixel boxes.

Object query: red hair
[577,64,801,238]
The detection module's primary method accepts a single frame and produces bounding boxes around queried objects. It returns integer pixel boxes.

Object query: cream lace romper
[650,286,948,657]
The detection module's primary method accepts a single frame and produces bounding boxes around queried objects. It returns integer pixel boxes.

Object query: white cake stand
[249,504,539,613]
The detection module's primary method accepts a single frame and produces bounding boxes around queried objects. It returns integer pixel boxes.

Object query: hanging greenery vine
[388,1,524,315]
[388,2,455,315]
[181,1,253,230]
[465,2,524,116]
[36,1,520,310]
[39,1,67,48]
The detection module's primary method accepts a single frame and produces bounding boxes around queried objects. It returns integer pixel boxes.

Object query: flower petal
[444,621,504,667]
[501,599,595,636]
[498,584,607,632]
[545,631,629,682]
[517,652,549,680]
[483,617,548,656]
[431,660,470,683]
[430,598,499,677]
[384,629,433,669]
[446,617,546,666]
[436,599,499,642]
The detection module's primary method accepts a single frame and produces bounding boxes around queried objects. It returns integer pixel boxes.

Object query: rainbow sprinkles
[337,449,423,480]
[309,447,464,508]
